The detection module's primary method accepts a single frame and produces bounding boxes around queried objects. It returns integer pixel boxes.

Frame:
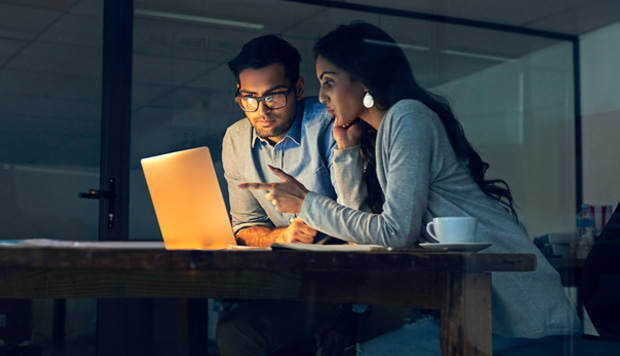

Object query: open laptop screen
[141,147,236,250]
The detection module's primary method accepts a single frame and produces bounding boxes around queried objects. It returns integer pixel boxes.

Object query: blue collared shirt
[222,97,337,235]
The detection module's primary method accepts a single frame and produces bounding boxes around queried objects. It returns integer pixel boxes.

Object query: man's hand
[238,165,309,214]
[276,217,317,244]
[235,219,317,247]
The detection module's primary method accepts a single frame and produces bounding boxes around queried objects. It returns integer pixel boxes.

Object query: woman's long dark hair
[313,21,516,215]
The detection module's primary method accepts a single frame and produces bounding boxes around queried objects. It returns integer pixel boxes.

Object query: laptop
[141,146,237,250]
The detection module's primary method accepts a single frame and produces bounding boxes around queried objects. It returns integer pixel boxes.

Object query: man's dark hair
[228,35,301,84]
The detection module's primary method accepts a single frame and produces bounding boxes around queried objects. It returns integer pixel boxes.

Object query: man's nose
[257,101,271,115]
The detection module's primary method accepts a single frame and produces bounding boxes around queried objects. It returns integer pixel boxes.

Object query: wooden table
[0,240,536,356]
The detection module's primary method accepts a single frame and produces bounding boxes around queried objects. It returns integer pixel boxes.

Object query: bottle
[576,204,594,259]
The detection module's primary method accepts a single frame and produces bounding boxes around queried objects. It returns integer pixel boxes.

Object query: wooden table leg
[96,299,153,356]
[177,299,189,356]
[440,272,492,356]
[52,299,66,350]
[177,298,210,356]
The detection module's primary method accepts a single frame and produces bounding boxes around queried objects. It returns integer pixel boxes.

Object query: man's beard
[254,115,295,139]
[255,125,289,139]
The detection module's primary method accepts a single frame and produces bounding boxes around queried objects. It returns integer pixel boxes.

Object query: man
[221,35,337,248]
[217,35,360,356]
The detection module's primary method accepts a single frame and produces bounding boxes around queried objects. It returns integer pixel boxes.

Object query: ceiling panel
[0,0,77,11]
[135,0,327,34]
[133,19,223,61]
[67,0,101,16]
[282,6,383,40]
[0,69,99,100]
[132,54,216,86]
[5,41,101,77]
[38,13,102,47]
[132,82,176,106]
[0,38,27,65]
[132,87,238,132]
[0,129,95,164]
[0,112,98,137]
[0,2,64,40]
[0,93,99,120]
[185,63,240,90]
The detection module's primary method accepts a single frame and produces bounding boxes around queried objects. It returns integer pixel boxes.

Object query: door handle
[79,189,112,199]
[79,178,116,228]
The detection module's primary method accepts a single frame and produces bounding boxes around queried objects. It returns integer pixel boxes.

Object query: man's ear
[295,76,304,100]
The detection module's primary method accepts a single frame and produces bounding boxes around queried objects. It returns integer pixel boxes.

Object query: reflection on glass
[129,0,575,242]
[0,1,104,354]
[0,1,102,241]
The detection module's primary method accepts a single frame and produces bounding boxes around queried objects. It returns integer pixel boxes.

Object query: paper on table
[226,245,271,251]
[0,239,166,249]
[270,242,386,252]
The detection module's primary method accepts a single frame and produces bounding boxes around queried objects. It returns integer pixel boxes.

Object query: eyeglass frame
[234,85,296,112]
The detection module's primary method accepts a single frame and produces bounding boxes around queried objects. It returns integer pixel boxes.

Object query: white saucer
[419,242,492,252]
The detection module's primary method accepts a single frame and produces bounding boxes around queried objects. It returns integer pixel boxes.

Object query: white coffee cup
[425,217,478,244]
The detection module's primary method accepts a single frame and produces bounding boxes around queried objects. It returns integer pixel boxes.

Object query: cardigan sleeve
[331,145,369,212]
[300,100,442,248]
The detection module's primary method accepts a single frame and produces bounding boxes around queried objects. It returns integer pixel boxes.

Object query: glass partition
[130,0,575,240]
[0,0,102,241]
[0,0,579,354]
[0,0,103,353]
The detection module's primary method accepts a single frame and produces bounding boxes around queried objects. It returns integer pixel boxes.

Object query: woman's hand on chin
[333,118,364,149]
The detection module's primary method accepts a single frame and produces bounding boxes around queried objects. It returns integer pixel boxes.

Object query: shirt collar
[251,99,304,148]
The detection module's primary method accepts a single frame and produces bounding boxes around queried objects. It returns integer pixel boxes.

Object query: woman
[240,22,580,355]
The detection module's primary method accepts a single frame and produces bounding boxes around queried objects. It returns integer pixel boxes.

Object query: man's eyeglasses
[234,86,295,112]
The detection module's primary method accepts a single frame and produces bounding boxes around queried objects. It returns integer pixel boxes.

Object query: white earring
[363,92,374,108]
